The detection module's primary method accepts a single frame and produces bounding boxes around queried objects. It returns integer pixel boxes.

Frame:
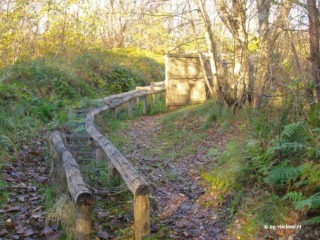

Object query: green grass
[0,48,164,159]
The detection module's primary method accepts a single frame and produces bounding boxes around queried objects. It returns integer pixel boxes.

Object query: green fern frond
[281,122,301,139]
[266,166,302,185]
[294,197,313,210]
[310,192,320,209]
[283,191,303,202]
[278,142,305,151]
[294,192,320,210]
[303,216,320,225]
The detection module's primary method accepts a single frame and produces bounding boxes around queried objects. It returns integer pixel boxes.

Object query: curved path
[114,114,234,239]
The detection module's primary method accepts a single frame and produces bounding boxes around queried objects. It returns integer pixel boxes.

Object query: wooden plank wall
[165,54,207,109]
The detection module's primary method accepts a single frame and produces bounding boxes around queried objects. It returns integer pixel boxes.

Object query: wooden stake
[96,114,103,126]
[152,94,156,104]
[111,108,116,119]
[134,194,150,240]
[95,147,105,161]
[96,148,115,183]
[142,96,148,115]
[128,99,133,117]
[75,204,91,240]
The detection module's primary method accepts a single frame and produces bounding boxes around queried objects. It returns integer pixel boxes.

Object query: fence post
[96,147,115,182]
[134,194,150,240]
[111,108,116,119]
[152,94,156,104]
[75,204,91,240]
[142,96,148,115]
[128,99,133,117]
[96,114,103,126]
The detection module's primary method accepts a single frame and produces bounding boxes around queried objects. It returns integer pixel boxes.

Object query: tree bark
[255,0,292,107]
[307,0,320,103]
[214,0,249,105]
[194,0,225,104]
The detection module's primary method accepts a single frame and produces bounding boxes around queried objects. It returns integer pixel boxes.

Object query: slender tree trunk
[214,0,248,106]
[255,0,292,108]
[307,0,320,103]
[194,0,225,104]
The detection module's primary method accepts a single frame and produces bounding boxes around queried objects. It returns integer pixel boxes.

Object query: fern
[303,216,320,225]
[280,122,302,140]
[283,191,303,202]
[294,197,313,210]
[276,142,305,152]
[266,166,302,185]
[293,192,320,210]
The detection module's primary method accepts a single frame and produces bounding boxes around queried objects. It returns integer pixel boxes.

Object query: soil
[0,137,64,239]
[118,115,234,239]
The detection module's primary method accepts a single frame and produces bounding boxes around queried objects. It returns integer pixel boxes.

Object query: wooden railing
[49,131,95,240]
[48,82,165,239]
[86,82,165,239]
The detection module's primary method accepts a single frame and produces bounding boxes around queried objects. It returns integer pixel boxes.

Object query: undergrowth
[202,99,320,238]
[0,48,164,160]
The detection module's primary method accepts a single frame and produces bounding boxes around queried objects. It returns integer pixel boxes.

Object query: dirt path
[120,115,233,240]
[0,138,62,239]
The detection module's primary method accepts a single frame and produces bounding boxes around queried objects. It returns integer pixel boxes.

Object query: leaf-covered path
[0,138,63,239]
[116,114,234,239]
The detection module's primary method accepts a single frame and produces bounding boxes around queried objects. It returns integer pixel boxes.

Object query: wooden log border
[49,131,95,240]
[86,82,165,239]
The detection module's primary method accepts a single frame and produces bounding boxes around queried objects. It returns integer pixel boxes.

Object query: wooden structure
[49,131,95,240]
[87,82,165,239]
[165,53,208,109]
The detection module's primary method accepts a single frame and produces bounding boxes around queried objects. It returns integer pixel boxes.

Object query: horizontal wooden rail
[86,81,165,239]
[85,119,152,195]
[49,131,95,240]
[93,82,165,104]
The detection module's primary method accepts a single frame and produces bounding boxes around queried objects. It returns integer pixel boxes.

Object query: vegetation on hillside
[0,49,164,160]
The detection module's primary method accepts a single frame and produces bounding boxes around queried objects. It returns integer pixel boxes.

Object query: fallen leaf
[29,195,40,201]
[18,195,25,202]
[31,212,43,219]
[16,226,28,234]
[0,229,8,237]
[23,229,34,237]
[41,227,55,238]
[7,206,20,212]
[98,231,109,239]
[47,230,63,240]
[97,211,108,219]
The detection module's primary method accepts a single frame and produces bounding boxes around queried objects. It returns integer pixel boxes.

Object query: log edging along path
[49,81,165,240]
[86,82,165,239]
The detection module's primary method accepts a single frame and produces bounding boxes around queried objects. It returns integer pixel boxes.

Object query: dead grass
[46,194,76,238]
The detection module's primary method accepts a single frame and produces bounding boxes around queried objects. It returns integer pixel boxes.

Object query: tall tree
[193,0,225,104]
[214,0,249,105]
[307,0,320,103]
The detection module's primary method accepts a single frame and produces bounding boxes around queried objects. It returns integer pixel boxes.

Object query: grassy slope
[0,48,164,158]
[0,49,164,228]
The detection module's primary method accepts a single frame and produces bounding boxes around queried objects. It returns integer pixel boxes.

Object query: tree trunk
[254,0,292,108]
[194,0,225,104]
[307,0,320,103]
[214,0,248,106]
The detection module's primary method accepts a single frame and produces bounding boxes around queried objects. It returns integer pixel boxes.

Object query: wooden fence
[87,82,165,239]
[49,82,165,239]
[49,131,95,240]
